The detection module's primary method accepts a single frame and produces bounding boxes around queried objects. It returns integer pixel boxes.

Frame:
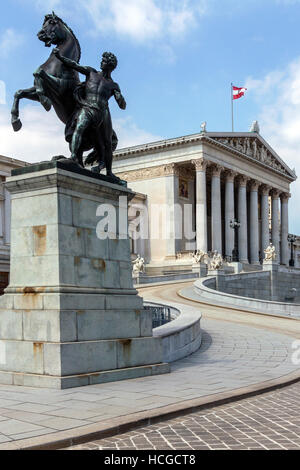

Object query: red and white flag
[232,86,247,100]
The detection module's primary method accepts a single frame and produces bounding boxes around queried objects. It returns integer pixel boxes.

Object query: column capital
[270,188,281,199]
[237,175,250,187]
[260,184,271,196]
[191,158,208,172]
[281,192,291,203]
[224,170,238,182]
[211,164,223,177]
[163,163,180,177]
[249,180,260,191]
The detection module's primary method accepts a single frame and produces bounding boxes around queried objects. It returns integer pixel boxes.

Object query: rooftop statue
[10,12,125,184]
[250,120,260,134]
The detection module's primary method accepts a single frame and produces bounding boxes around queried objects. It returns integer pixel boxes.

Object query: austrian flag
[232,86,247,100]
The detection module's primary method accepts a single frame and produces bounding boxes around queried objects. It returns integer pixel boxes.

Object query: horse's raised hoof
[11,118,22,132]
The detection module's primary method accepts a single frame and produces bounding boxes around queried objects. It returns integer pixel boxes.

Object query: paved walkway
[68,381,300,450]
[0,282,299,449]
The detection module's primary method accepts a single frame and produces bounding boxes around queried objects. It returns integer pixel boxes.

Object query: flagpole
[231,82,234,132]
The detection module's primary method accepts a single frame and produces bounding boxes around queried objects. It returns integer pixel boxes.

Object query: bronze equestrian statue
[10,12,123,182]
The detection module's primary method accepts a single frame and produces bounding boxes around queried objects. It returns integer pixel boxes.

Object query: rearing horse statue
[11,12,119,174]
[11,12,81,133]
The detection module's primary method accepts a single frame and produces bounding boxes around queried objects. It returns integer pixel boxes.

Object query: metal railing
[144,302,178,328]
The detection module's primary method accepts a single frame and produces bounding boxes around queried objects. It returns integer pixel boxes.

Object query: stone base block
[192,263,207,277]
[0,363,170,389]
[263,260,279,272]
[0,162,170,388]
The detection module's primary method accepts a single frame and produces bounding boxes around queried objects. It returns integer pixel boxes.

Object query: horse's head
[37,11,67,47]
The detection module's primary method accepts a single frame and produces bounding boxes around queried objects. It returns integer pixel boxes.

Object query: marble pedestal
[263,259,279,301]
[263,259,279,270]
[192,263,208,277]
[0,161,169,389]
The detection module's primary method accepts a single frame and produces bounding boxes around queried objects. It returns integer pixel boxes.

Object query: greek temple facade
[113,130,297,272]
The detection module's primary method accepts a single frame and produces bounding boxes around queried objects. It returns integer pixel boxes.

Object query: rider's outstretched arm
[113,85,127,110]
[53,48,93,76]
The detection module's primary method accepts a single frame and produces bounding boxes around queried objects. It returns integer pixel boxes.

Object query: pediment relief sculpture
[212,137,288,176]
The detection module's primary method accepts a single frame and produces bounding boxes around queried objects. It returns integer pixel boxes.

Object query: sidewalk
[0,284,299,449]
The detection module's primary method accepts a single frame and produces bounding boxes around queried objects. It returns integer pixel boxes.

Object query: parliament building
[113,128,298,274]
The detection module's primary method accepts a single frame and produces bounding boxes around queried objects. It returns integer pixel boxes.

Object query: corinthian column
[225,171,236,259]
[164,163,180,258]
[211,165,223,254]
[271,189,280,262]
[249,180,260,265]
[238,175,249,263]
[192,158,208,253]
[261,185,270,256]
[281,193,290,266]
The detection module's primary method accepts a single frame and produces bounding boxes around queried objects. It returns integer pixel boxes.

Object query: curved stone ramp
[0,280,300,450]
[194,276,300,318]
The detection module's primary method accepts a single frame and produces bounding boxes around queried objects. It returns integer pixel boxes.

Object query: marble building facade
[113,130,297,272]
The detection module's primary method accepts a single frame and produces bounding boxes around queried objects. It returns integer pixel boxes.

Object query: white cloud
[245,58,300,233]
[0,105,68,162]
[0,82,6,105]
[0,29,24,58]
[80,0,207,42]
[114,117,162,148]
[0,104,160,163]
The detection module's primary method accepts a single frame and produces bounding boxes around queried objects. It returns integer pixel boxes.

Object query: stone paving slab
[0,284,299,449]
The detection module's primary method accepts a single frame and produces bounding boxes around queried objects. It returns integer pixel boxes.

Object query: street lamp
[288,234,297,267]
[230,219,241,262]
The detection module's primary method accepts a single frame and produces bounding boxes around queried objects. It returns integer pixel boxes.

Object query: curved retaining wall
[151,302,202,362]
[194,276,300,318]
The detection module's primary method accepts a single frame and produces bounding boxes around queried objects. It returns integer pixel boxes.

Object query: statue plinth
[192,263,208,277]
[263,259,279,271]
[0,162,169,389]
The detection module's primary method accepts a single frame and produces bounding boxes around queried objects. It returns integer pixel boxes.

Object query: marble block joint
[0,162,170,389]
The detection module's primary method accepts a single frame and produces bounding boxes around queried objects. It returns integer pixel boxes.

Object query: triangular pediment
[208,134,296,180]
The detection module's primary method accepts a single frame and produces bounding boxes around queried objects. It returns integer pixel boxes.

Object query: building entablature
[114,132,296,184]
[116,158,290,197]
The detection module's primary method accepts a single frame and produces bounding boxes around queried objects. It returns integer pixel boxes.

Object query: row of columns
[193,159,290,265]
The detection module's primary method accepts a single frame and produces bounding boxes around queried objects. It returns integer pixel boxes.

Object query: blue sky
[1,0,300,232]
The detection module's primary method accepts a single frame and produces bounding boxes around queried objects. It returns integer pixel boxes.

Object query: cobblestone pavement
[67,382,300,450]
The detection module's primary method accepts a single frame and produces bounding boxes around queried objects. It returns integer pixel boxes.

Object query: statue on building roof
[200,122,207,133]
[250,121,260,133]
